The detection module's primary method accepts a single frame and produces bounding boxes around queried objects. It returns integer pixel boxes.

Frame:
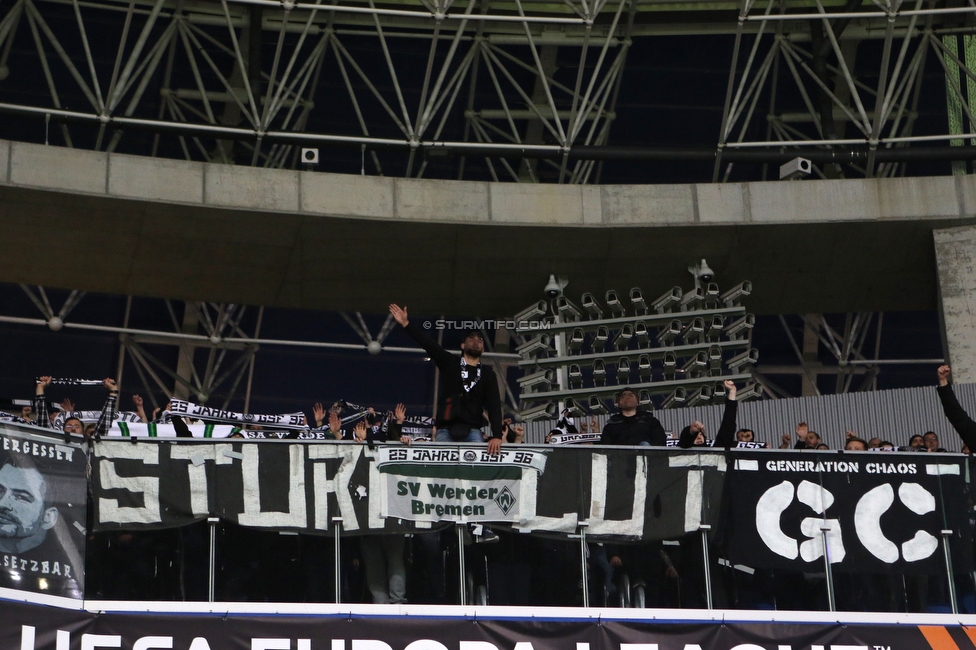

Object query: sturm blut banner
[719,451,974,574]
[6,597,976,650]
[90,441,974,574]
[91,442,727,540]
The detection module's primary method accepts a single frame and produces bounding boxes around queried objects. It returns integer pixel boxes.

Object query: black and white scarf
[460,358,481,392]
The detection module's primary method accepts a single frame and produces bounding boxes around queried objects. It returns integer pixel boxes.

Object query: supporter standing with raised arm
[936,365,976,452]
[389,304,503,454]
[678,380,738,448]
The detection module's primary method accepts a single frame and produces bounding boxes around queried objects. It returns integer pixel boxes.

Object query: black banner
[92,443,725,541]
[5,596,976,650]
[720,451,974,574]
[0,427,87,598]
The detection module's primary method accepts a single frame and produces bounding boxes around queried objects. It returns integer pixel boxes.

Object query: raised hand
[104,378,118,392]
[389,304,409,327]
[795,422,808,438]
[312,402,326,426]
[394,403,406,424]
[354,420,368,442]
[938,365,951,386]
[724,379,737,400]
[329,411,342,440]
[60,398,75,413]
[36,376,52,395]
[132,394,143,407]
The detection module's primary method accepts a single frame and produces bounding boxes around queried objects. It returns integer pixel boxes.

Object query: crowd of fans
[6,302,976,611]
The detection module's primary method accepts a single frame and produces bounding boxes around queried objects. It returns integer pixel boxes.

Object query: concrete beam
[935,224,976,383]
[2,139,975,317]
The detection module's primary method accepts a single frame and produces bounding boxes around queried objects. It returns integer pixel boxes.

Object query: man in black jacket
[389,304,502,454]
[598,387,666,446]
[936,365,976,452]
[678,380,738,449]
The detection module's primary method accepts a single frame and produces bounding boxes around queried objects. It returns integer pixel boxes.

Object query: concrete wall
[935,225,976,383]
[3,139,976,318]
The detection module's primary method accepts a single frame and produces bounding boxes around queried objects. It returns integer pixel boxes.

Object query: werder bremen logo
[495,486,516,514]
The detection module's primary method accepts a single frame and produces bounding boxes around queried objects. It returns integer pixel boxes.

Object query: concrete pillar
[935,224,976,383]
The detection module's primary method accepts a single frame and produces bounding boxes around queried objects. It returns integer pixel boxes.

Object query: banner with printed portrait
[0,425,87,598]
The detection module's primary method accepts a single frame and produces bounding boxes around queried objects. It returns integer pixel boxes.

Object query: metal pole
[457,524,467,606]
[943,529,959,614]
[579,522,589,607]
[700,525,713,609]
[333,516,343,604]
[821,527,836,611]
[207,516,219,602]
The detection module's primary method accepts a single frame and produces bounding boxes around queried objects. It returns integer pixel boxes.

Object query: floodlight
[780,157,811,180]
[569,363,583,388]
[634,321,649,348]
[521,402,556,421]
[661,387,687,409]
[687,384,712,407]
[680,286,704,312]
[588,395,609,414]
[708,345,723,376]
[593,359,607,386]
[736,382,764,401]
[630,287,649,315]
[682,317,705,344]
[706,314,725,342]
[617,357,631,382]
[721,281,752,307]
[614,324,634,351]
[556,295,583,322]
[515,300,548,324]
[712,381,727,399]
[727,348,759,373]
[726,314,755,340]
[593,326,609,353]
[518,369,554,392]
[605,290,626,317]
[638,354,652,382]
[516,334,551,359]
[568,328,585,354]
[704,282,720,308]
[638,390,653,407]
[652,286,682,314]
[680,350,708,377]
[563,397,585,417]
[657,319,682,345]
[581,292,604,320]
[662,351,677,380]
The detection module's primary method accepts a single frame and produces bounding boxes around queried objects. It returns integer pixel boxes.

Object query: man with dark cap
[389,304,502,454]
[598,387,666,446]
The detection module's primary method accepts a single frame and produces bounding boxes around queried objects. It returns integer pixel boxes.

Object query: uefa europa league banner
[7,597,976,650]
[0,426,88,599]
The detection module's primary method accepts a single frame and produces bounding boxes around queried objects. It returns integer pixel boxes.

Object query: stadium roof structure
[1,0,976,184]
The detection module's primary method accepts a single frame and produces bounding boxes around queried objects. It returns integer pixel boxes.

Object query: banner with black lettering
[0,426,87,598]
[7,596,976,650]
[720,451,974,574]
[91,443,725,541]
